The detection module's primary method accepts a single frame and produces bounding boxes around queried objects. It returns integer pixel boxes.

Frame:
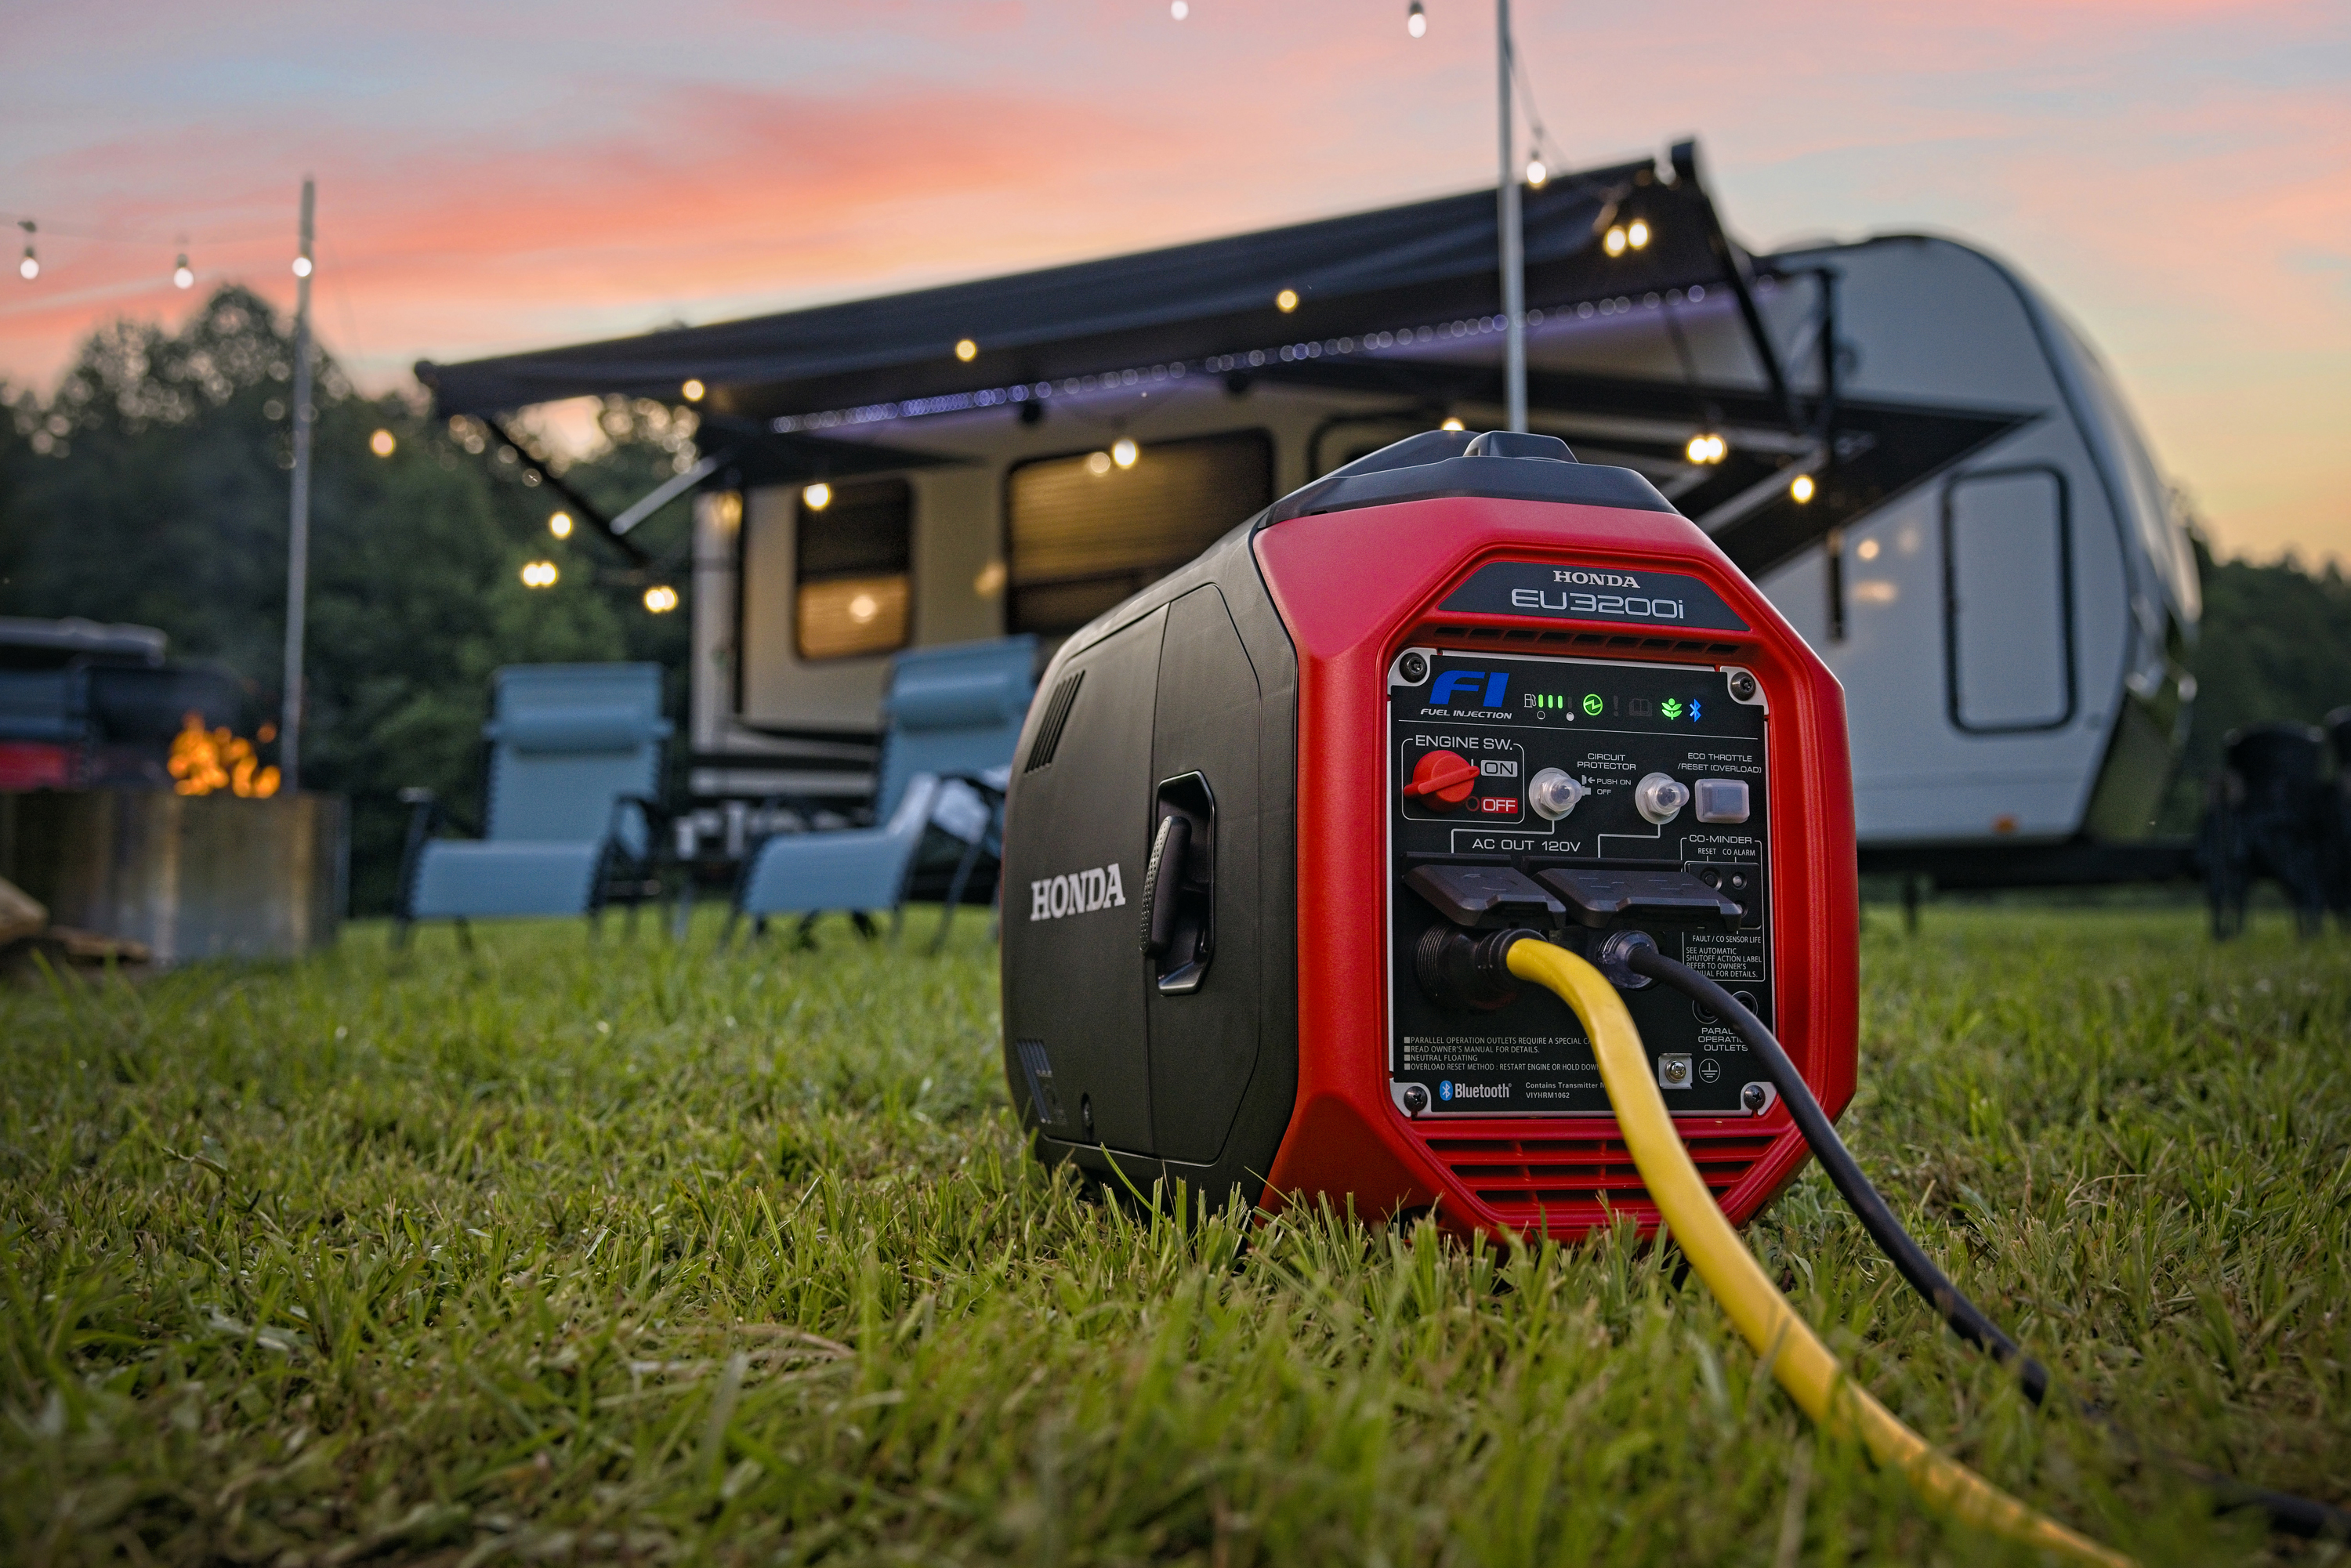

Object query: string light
[802,482,833,511]
[681,378,705,401]
[17,221,35,281]
[1407,0,1426,37]
[1526,159,1549,188]
[954,339,978,361]
[1605,226,1628,257]
[1275,288,1299,313]
[1112,436,1139,468]
[1791,473,1817,504]
[1171,0,1188,16]
[369,429,397,458]
[643,585,679,614]
[1440,417,1465,432]
[548,510,574,538]
[520,560,559,588]
[173,252,194,289]
[292,255,312,278]
[1627,219,1651,249]
[1685,433,1727,465]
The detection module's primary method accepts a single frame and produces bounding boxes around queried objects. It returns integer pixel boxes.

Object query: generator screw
[1398,651,1429,684]
[1727,670,1758,701]
[1741,1082,1770,1114]
[1402,1084,1429,1116]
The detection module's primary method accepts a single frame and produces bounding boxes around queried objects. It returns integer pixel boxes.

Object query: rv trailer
[422,143,2198,888]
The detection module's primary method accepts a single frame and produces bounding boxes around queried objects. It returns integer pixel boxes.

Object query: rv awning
[418,157,1726,424]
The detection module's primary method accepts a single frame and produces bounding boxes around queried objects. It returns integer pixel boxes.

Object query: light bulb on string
[1170,0,1187,16]
[17,220,36,282]
[1112,436,1139,469]
[1407,1,1425,36]
[292,255,312,278]
[173,252,194,289]
[1526,159,1548,188]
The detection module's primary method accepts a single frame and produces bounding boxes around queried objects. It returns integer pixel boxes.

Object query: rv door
[1942,465,2075,733]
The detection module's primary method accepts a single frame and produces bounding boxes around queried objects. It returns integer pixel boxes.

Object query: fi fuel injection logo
[1429,671,1510,707]
[1030,864,1126,921]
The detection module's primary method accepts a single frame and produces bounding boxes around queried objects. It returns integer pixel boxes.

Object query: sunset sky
[4,1,2346,563]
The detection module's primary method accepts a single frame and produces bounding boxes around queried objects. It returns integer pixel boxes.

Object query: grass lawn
[2,906,2346,1566]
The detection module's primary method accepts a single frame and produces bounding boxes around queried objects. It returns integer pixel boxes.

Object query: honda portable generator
[1000,429,1857,1238]
[998,429,2342,1552]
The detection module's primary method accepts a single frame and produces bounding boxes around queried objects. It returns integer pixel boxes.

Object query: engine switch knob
[1634,772,1691,825]
[1404,748,1480,809]
[1527,767,1588,821]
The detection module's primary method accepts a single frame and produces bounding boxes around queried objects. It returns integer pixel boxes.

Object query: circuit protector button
[1694,778,1751,824]
[1406,864,1564,927]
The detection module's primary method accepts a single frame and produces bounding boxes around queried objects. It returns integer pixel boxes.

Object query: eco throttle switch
[1527,766,1588,820]
[1405,748,1479,809]
[1634,771,1691,824]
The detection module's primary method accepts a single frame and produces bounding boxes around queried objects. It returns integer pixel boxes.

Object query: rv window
[796,478,912,661]
[1005,430,1274,636]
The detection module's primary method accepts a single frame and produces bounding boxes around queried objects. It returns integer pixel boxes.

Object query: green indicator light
[1659,697,1685,720]
[1581,693,1603,716]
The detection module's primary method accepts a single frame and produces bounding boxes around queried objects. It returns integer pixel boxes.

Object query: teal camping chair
[397,664,673,943]
[731,636,1036,948]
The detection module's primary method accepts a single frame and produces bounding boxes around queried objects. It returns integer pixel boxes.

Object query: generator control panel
[1386,648,1773,1118]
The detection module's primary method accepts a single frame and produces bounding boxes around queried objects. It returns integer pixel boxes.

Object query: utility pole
[280,177,315,793]
[1496,0,1527,433]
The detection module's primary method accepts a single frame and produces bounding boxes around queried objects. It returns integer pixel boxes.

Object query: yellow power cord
[1504,939,2131,1567]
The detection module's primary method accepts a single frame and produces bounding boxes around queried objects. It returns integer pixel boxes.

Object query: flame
[169,712,282,798]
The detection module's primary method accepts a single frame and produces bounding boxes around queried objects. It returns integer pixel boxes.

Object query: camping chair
[730,636,1035,950]
[397,663,674,945]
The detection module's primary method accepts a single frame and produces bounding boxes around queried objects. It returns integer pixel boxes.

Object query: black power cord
[1625,942,2351,1543]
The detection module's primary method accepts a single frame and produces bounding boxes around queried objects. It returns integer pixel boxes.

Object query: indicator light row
[1523,692,1704,720]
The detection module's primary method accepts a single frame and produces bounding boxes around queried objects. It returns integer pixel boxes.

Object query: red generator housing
[1001,430,1857,1238]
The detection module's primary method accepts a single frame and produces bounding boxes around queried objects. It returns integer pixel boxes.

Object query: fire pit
[0,788,344,965]
[0,616,344,965]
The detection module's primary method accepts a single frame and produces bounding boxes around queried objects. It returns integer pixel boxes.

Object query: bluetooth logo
[1439,1081,1454,1103]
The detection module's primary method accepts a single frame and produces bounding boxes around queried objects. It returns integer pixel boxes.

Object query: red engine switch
[1405,748,1480,809]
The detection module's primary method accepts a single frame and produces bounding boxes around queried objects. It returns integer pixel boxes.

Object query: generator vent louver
[1422,1130,1780,1226]
[1015,1037,1065,1128]
[1023,671,1084,773]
